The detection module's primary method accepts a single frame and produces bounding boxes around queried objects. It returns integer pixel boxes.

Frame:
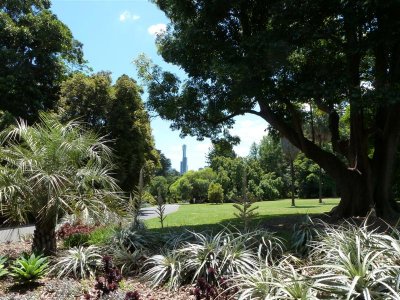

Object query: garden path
[0,204,180,242]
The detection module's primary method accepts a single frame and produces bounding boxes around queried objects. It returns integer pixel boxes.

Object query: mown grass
[144,198,339,230]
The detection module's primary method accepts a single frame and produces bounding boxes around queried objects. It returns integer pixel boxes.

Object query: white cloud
[230,117,267,157]
[119,11,140,22]
[148,23,167,36]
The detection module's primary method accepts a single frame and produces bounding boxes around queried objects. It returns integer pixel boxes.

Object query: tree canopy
[59,72,160,192]
[138,0,400,218]
[0,0,84,125]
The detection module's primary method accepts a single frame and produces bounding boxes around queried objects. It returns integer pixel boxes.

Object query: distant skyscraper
[180,144,188,174]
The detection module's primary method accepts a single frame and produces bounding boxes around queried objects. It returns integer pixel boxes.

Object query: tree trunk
[318,166,323,204]
[32,217,57,256]
[290,159,295,207]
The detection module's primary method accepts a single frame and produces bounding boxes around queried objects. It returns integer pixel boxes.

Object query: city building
[180,144,188,174]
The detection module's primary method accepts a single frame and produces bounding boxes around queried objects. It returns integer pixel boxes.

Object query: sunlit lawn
[145,198,339,230]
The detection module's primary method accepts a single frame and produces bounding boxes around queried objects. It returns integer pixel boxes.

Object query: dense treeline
[147,134,337,204]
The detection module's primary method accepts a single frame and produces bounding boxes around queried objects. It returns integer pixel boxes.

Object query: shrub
[10,253,49,283]
[52,245,102,279]
[88,225,116,245]
[207,182,224,204]
[57,223,95,247]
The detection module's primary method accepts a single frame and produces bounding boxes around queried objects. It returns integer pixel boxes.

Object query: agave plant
[52,245,102,279]
[0,113,123,255]
[10,253,49,283]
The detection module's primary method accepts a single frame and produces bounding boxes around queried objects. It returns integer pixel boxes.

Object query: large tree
[137,0,400,218]
[59,73,159,192]
[0,0,83,125]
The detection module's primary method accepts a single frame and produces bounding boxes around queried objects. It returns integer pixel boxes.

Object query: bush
[57,223,95,247]
[88,225,116,245]
[207,182,224,204]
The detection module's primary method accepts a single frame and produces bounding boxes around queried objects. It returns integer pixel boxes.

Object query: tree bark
[290,159,295,207]
[32,216,57,256]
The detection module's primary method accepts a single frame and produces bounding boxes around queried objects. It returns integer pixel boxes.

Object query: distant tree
[108,75,160,191]
[206,131,239,165]
[208,182,224,204]
[148,176,169,201]
[59,72,113,133]
[155,150,172,176]
[59,73,159,192]
[0,0,84,125]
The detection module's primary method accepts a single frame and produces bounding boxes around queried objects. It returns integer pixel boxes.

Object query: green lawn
[145,198,339,230]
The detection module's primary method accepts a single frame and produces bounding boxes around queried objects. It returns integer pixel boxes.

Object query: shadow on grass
[146,212,330,246]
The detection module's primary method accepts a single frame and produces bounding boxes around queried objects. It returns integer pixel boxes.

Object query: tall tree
[59,73,159,192]
[137,0,400,218]
[0,0,83,125]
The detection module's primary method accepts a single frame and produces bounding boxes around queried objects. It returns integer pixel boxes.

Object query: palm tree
[0,113,122,255]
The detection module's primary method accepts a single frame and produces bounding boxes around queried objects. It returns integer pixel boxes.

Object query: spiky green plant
[143,250,184,290]
[0,255,8,278]
[233,171,258,230]
[52,245,102,279]
[0,113,123,255]
[10,253,49,283]
[292,215,319,255]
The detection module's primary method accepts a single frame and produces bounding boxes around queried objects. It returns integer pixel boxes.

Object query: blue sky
[51,0,267,171]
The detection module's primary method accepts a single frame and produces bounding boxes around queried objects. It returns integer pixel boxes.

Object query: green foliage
[233,173,259,230]
[143,228,282,290]
[59,72,160,192]
[207,182,224,204]
[10,253,49,283]
[0,112,122,254]
[52,246,101,279]
[231,220,400,299]
[148,176,169,201]
[0,255,8,278]
[0,0,84,124]
[169,168,216,202]
[138,0,400,217]
[156,189,167,229]
[291,216,318,255]
[63,233,90,248]
[87,225,116,245]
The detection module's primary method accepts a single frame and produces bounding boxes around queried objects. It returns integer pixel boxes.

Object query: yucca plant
[231,263,278,299]
[10,253,49,283]
[52,245,102,279]
[0,113,123,255]
[143,250,184,290]
[292,215,319,255]
[109,243,145,275]
[0,255,8,278]
[180,230,225,283]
